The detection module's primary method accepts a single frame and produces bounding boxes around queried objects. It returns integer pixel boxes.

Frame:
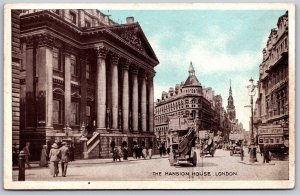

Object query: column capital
[63,44,77,56]
[130,65,139,75]
[35,33,55,48]
[147,72,156,80]
[23,35,35,49]
[122,59,131,70]
[95,45,108,59]
[140,70,147,78]
[79,52,89,63]
[110,53,120,65]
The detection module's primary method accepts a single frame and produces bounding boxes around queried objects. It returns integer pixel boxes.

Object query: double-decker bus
[257,124,288,154]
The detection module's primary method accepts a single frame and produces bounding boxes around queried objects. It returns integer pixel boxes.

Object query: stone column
[35,34,54,128]
[25,37,34,93]
[141,72,147,132]
[122,61,130,133]
[24,38,35,127]
[131,66,139,132]
[80,55,88,126]
[64,52,71,125]
[111,54,119,130]
[148,75,154,133]
[95,46,108,130]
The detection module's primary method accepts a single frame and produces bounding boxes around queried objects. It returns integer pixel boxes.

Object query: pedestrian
[49,143,61,177]
[122,146,128,160]
[40,145,48,167]
[132,145,137,159]
[167,147,170,156]
[159,145,163,157]
[263,145,271,163]
[162,145,166,156]
[69,143,75,162]
[59,142,70,177]
[259,145,263,157]
[113,146,121,162]
[137,145,142,159]
[22,142,31,168]
[148,147,153,159]
[142,146,148,159]
[12,143,18,166]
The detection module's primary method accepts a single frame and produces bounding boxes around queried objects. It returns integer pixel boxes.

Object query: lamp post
[247,77,257,163]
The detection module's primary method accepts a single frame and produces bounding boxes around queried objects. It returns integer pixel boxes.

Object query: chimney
[126,16,134,24]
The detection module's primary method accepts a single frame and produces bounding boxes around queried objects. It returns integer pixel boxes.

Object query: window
[71,102,80,125]
[86,63,91,79]
[86,105,91,126]
[85,20,91,28]
[70,55,77,76]
[52,47,60,70]
[53,99,63,124]
[69,11,77,24]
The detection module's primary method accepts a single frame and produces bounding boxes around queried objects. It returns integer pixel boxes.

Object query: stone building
[12,10,22,148]
[154,62,226,146]
[254,11,289,152]
[18,9,159,160]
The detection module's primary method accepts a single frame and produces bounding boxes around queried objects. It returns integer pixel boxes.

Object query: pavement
[12,150,288,181]
[13,154,167,170]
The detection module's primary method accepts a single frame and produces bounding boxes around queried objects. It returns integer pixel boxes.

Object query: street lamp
[247,77,257,163]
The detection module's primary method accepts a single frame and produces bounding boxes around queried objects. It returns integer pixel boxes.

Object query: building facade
[154,63,234,146]
[254,11,289,152]
[12,10,22,148]
[18,9,159,160]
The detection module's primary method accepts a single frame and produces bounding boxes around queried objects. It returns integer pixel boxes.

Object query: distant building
[154,62,234,146]
[18,9,159,159]
[227,81,236,121]
[254,11,289,152]
[226,81,245,142]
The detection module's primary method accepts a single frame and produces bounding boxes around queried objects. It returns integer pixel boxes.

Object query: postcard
[3,3,295,189]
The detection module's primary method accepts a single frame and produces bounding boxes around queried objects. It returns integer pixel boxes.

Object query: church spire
[227,79,236,121]
[229,79,232,96]
[188,61,195,76]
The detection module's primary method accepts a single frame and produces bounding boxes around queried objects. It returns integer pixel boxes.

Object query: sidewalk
[238,153,276,166]
[13,154,168,170]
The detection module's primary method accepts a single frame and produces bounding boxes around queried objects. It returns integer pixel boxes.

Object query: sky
[102,9,286,131]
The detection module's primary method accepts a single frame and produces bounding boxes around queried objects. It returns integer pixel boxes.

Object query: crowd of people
[13,141,75,178]
[110,143,172,162]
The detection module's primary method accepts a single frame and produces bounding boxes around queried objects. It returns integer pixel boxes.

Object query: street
[13,149,288,181]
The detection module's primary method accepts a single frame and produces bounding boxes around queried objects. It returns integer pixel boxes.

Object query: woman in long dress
[39,145,48,167]
[49,143,61,177]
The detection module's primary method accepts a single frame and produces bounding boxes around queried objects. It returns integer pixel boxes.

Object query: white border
[3,3,295,189]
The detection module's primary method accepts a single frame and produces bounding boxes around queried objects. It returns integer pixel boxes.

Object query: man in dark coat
[59,142,70,177]
[23,142,31,168]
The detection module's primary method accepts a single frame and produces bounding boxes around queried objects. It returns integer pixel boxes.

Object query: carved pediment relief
[108,24,159,64]
[120,27,144,52]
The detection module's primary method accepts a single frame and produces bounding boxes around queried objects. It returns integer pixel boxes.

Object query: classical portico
[92,46,155,134]
[19,9,159,159]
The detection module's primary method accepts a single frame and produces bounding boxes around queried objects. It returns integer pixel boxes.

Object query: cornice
[20,10,159,68]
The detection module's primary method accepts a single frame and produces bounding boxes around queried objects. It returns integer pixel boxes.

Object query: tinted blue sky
[102,9,286,131]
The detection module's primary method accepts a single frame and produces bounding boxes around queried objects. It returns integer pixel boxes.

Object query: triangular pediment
[107,23,159,63]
